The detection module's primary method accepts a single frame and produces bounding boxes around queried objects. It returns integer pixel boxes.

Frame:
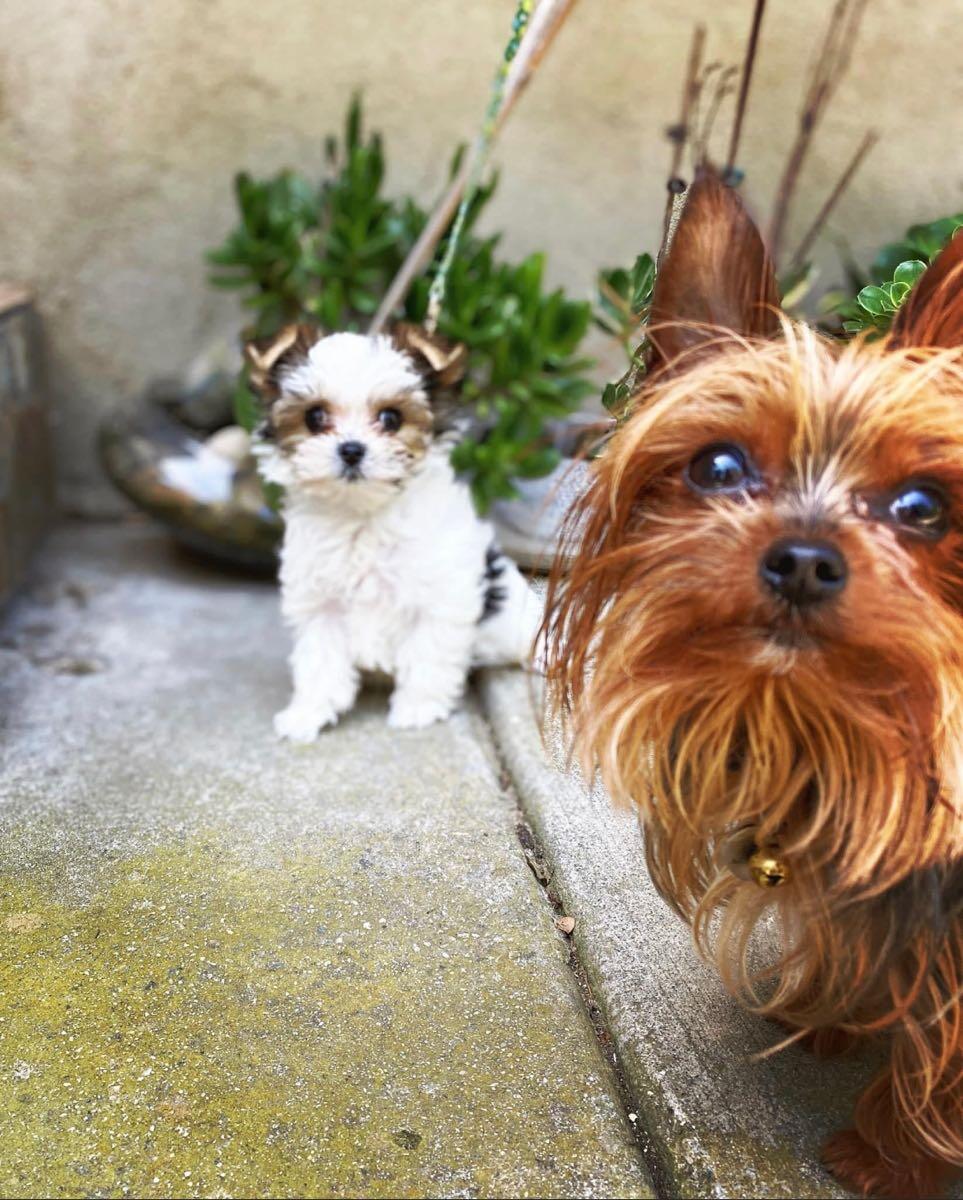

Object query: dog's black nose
[338,440,366,467]
[760,538,847,607]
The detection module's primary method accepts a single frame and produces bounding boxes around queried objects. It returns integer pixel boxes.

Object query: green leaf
[629,253,655,310]
[515,447,561,478]
[346,92,363,150]
[233,376,260,433]
[470,475,492,513]
[893,259,926,288]
[887,281,911,305]
[856,285,892,317]
[262,480,284,512]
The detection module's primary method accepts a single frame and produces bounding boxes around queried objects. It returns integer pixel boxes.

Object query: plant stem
[695,65,737,164]
[661,23,705,252]
[767,0,867,265]
[787,129,878,269]
[724,0,768,175]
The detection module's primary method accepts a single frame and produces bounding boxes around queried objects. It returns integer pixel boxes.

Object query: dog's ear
[244,323,321,398]
[887,232,963,350]
[390,322,467,391]
[647,169,780,374]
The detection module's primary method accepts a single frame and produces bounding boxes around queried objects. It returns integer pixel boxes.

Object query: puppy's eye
[304,405,328,434]
[378,407,403,433]
[889,483,947,536]
[686,443,750,494]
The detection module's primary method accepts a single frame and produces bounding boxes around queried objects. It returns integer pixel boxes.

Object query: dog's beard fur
[543,169,963,1188]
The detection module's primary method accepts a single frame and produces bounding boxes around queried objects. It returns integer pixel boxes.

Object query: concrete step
[0,523,651,1199]
[480,668,963,1200]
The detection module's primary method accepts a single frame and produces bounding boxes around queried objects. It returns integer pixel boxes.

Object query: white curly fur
[257,332,541,740]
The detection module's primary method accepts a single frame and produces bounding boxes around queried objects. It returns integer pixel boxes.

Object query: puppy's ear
[648,168,780,373]
[887,232,963,350]
[390,322,467,391]
[244,322,320,398]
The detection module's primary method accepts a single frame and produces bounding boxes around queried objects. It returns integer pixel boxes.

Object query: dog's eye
[889,483,947,536]
[304,405,329,434]
[686,444,750,494]
[378,407,403,433]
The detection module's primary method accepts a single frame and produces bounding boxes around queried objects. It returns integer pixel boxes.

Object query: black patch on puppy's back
[480,544,508,623]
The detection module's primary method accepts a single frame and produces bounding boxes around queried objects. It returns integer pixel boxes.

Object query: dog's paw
[822,1129,951,1199]
[387,694,454,730]
[273,704,335,743]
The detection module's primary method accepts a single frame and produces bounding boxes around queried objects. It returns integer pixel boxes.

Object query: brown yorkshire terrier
[543,169,963,1199]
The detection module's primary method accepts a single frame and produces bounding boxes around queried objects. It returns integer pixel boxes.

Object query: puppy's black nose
[338,440,366,467]
[760,538,847,607]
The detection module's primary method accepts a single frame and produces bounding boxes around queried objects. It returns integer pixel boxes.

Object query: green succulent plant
[829,214,963,337]
[832,259,927,336]
[208,97,424,335]
[869,214,963,281]
[207,96,594,512]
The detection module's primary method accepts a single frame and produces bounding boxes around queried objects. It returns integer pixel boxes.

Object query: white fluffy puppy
[247,322,541,740]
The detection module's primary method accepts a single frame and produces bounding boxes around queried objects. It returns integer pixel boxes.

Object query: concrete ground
[0,523,649,1199]
[5,521,957,1200]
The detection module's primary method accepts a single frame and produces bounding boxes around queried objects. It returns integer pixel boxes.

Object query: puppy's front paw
[273,704,335,743]
[388,693,454,730]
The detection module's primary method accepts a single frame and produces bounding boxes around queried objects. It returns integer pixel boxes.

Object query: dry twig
[788,128,878,269]
[724,0,768,174]
[661,23,706,252]
[767,0,868,264]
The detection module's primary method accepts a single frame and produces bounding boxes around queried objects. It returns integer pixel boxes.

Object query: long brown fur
[543,171,963,1198]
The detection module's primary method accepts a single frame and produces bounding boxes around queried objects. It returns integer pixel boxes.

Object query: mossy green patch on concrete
[0,525,650,1198]
[0,837,648,1199]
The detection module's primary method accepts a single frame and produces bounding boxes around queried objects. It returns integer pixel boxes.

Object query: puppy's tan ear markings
[887,232,963,350]
[390,322,467,390]
[244,322,321,396]
[648,168,781,372]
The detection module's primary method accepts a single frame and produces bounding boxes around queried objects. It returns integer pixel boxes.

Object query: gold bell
[747,846,791,889]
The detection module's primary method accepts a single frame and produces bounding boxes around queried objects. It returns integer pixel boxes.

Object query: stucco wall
[1,0,961,512]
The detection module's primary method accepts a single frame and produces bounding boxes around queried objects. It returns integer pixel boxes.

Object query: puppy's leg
[274,617,358,742]
[472,555,542,669]
[388,619,475,730]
